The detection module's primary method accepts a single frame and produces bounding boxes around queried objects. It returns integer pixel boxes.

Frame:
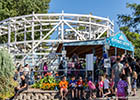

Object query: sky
[48,0,140,32]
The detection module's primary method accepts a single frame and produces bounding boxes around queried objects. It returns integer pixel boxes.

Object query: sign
[86,54,93,70]
[62,50,66,55]
[104,58,111,68]
[106,33,134,51]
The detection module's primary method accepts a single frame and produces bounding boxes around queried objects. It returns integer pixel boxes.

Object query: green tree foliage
[118,3,140,33]
[117,3,140,58]
[0,48,16,99]
[0,0,51,44]
[0,0,51,21]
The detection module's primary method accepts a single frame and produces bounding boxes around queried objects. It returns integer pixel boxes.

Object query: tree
[0,0,51,21]
[117,3,140,58]
[118,3,140,33]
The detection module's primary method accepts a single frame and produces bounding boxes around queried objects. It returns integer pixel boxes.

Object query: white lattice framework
[0,12,114,66]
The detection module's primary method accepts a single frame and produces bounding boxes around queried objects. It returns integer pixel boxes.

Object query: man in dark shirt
[124,61,132,94]
[10,75,28,100]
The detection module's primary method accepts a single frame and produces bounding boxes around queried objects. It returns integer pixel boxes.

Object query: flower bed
[32,72,60,90]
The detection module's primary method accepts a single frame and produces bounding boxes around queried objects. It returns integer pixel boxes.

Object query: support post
[125,50,127,55]
[115,47,117,56]
[107,17,110,37]
[24,24,27,52]
[62,46,67,76]
[8,24,11,53]
[89,15,92,40]
[14,25,17,42]
[61,10,64,41]
[40,23,43,53]
[32,12,35,66]
[132,51,134,57]
[92,48,95,82]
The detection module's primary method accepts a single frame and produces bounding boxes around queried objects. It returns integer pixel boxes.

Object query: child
[98,76,104,97]
[103,74,111,97]
[59,76,68,100]
[83,77,89,100]
[77,76,83,99]
[109,77,115,96]
[69,76,77,100]
[131,71,137,96]
[88,79,96,100]
[117,74,128,100]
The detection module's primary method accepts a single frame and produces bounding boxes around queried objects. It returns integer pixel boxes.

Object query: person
[69,76,77,100]
[59,76,68,100]
[75,61,81,76]
[117,74,128,100]
[72,53,79,62]
[14,69,20,83]
[43,62,48,75]
[83,78,88,100]
[10,75,28,100]
[135,59,140,86]
[103,74,111,97]
[23,64,30,81]
[34,66,39,81]
[124,61,132,95]
[112,58,124,91]
[19,65,24,76]
[58,61,64,76]
[98,76,104,97]
[131,71,137,96]
[29,68,34,85]
[109,77,115,96]
[88,71,92,81]
[88,79,96,100]
[77,76,83,99]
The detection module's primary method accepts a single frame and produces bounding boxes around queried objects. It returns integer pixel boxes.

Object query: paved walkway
[97,88,140,100]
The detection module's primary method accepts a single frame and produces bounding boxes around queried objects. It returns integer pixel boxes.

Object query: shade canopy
[56,32,134,57]
[106,33,134,52]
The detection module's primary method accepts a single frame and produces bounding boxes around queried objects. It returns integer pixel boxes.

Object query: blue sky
[48,0,140,32]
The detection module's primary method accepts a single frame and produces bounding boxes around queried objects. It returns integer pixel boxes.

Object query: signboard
[62,50,66,55]
[86,54,93,70]
[106,33,134,51]
[104,58,111,68]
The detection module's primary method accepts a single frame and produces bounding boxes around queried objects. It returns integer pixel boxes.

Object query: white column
[8,24,11,53]
[115,47,117,56]
[61,10,64,41]
[24,24,27,50]
[89,15,92,40]
[14,25,17,42]
[32,12,35,66]
[107,17,110,37]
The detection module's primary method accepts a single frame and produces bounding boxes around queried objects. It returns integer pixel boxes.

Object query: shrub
[0,48,16,99]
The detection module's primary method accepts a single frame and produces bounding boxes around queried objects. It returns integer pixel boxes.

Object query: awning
[106,33,134,52]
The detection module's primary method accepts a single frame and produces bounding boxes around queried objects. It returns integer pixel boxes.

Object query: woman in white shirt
[103,74,111,97]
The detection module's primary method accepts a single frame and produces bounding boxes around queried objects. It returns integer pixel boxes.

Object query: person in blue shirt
[69,76,77,100]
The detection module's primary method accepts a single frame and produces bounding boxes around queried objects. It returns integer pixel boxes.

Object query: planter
[16,88,59,100]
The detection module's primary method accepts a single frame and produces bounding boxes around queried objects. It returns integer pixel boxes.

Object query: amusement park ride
[0,11,114,67]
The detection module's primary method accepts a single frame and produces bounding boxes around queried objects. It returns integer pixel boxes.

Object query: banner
[86,54,93,70]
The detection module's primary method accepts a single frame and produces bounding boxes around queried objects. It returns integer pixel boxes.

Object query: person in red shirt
[98,76,104,97]
[59,76,68,100]
[77,76,83,99]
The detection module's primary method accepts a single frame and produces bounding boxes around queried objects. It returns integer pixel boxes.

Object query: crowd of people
[11,53,140,100]
[58,54,140,100]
